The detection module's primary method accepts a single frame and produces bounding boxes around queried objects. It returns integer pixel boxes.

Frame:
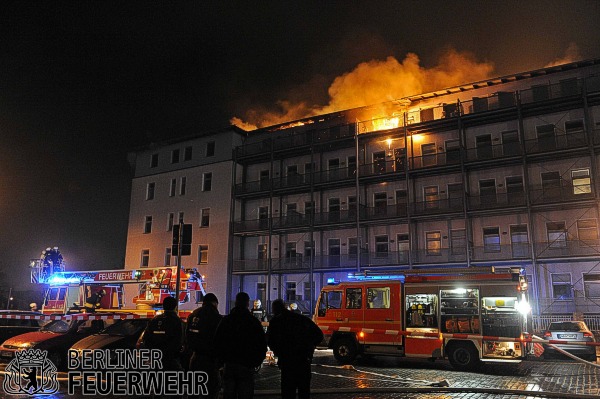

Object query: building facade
[231,59,600,317]
[124,59,600,317]
[124,128,244,309]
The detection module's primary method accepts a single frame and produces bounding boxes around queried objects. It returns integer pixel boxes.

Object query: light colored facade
[231,59,600,317]
[124,128,244,309]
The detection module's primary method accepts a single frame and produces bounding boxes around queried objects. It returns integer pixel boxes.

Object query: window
[510,225,529,258]
[476,134,492,159]
[502,130,520,156]
[150,153,159,168]
[347,155,357,177]
[375,235,389,257]
[179,177,187,196]
[286,282,297,301]
[167,213,174,231]
[319,291,342,316]
[257,244,267,260]
[346,288,362,309]
[285,242,297,259]
[424,186,439,209]
[445,139,460,164]
[551,273,573,299]
[532,84,550,101]
[577,219,598,242]
[164,247,172,266]
[536,124,556,150]
[397,233,409,263]
[170,179,176,197]
[206,141,215,157]
[541,171,561,199]
[583,274,600,297]
[426,231,441,255]
[257,282,267,305]
[348,237,358,258]
[348,196,357,214]
[144,216,153,234]
[367,287,390,309]
[171,149,180,164]
[373,151,386,173]
[483,227,500,252]
[479,179,496,203]
[146,183,155,200]
[203,172,212,192]
[200,208,210,227]
[572,169,591,195]
[303,282,314,303]
[506,176,525,204]
[374,192,387,216]
[304,201,314,216]
[141,249,150,267]
[450,229,466,255]
[197,245,209,264]
[184,146,193,161]
[328,238,340,267]
[547,222,567,248]
[421,143,437,166]
[328,198,340,221]
[304,241,314,258]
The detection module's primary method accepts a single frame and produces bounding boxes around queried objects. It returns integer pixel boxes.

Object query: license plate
[558,334,577,339]
[1,351,13,358]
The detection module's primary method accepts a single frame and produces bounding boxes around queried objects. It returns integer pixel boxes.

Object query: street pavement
[0,350,598,398]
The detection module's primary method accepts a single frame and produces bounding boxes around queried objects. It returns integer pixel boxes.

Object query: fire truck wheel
[447,342,479,371]
[332,337,357,364]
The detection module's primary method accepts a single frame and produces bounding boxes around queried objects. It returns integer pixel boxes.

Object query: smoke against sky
[231,49,495,130]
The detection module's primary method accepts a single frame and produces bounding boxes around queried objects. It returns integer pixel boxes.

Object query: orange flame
[231,49,495,130]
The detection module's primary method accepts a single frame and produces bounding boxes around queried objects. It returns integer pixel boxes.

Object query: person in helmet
[252,299,266,322]
[29,303,38,312]
[84,289,106,313]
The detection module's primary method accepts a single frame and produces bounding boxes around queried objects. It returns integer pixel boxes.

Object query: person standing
[267,299,324,399]
[142,296,183,371]
[186,293,222,399]
[214,292,266,399]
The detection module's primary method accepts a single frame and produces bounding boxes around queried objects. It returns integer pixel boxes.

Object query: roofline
[131,124,248,152]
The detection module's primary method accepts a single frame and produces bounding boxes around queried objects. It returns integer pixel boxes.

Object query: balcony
[471,244,531,261]
[536,239,600,259]
[412,198,464,216]
[467,192,526,211]
[524,132,588,154]
[359,158,405,178]
[528,183,594,205]
[464,141,523,163]
[520,79,583,104]
[411,248,468,264]
[410,150,461,169]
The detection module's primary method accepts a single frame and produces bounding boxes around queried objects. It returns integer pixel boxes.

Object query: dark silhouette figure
[186,293,222,399]
[267,299,324,399]
[84,289,106,313]
[142,296,183,371]
[214,292,266,399]
[24,368,38,392]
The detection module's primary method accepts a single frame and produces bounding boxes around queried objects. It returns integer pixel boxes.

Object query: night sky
[1,1,600,295]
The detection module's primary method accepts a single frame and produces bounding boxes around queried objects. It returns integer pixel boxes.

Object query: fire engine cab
[315,267,530,370]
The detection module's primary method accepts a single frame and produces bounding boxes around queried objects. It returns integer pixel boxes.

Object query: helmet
[290,302,298,310]
[253,300,262,309]
[98,289,107,296]
[29,302,38,310]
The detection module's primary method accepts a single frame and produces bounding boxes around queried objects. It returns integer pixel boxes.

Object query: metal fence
[531,314,600,332]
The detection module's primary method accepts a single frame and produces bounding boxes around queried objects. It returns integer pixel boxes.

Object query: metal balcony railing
[535,239,600,258]
[467,192,526,211]
[524,132,588,154]
[528,183,594,205]
[520,79,583,104]
[471,244,531,261]
[412,198,464,216]
[410,151,461,169]
[464,141,523,162]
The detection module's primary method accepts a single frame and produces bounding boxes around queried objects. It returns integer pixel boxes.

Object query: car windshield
[102,319,148,336]
[41,320,76,333]
[548,321,587,332]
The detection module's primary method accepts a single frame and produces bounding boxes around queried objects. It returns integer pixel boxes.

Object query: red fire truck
[30,259,205,315]
[314,267,530,370]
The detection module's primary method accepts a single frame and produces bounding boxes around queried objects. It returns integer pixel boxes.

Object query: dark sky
[1,1,600,291]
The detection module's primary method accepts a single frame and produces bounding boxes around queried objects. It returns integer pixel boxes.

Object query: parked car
[0,314,114,369]
[542,321,597,361]
[0,310,46,344]
[71,318,151,359]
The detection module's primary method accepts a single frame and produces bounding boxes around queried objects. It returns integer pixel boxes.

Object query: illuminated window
[144,216,152,234]
[572,169,591,195]
[197,245,209,264]
[426,231,441,255]
[200,208,210,227]
[146,182,155,200]
[551,273,572,299]
[141,249,150,267]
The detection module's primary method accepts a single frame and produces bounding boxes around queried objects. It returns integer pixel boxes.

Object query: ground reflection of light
[356,378,369,389]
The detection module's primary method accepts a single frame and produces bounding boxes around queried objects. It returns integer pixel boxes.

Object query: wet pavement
[0,350,598,398]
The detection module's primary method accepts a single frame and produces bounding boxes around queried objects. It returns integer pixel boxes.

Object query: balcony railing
[528,184,594,205]
[410,151,461,169]
[524,132,587,154]
[412,198,464,216]
[520,79,583,104]
[471,244,531,261]
[464,142,523,162]
[467,192,526,211]
[536,239,600,258]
